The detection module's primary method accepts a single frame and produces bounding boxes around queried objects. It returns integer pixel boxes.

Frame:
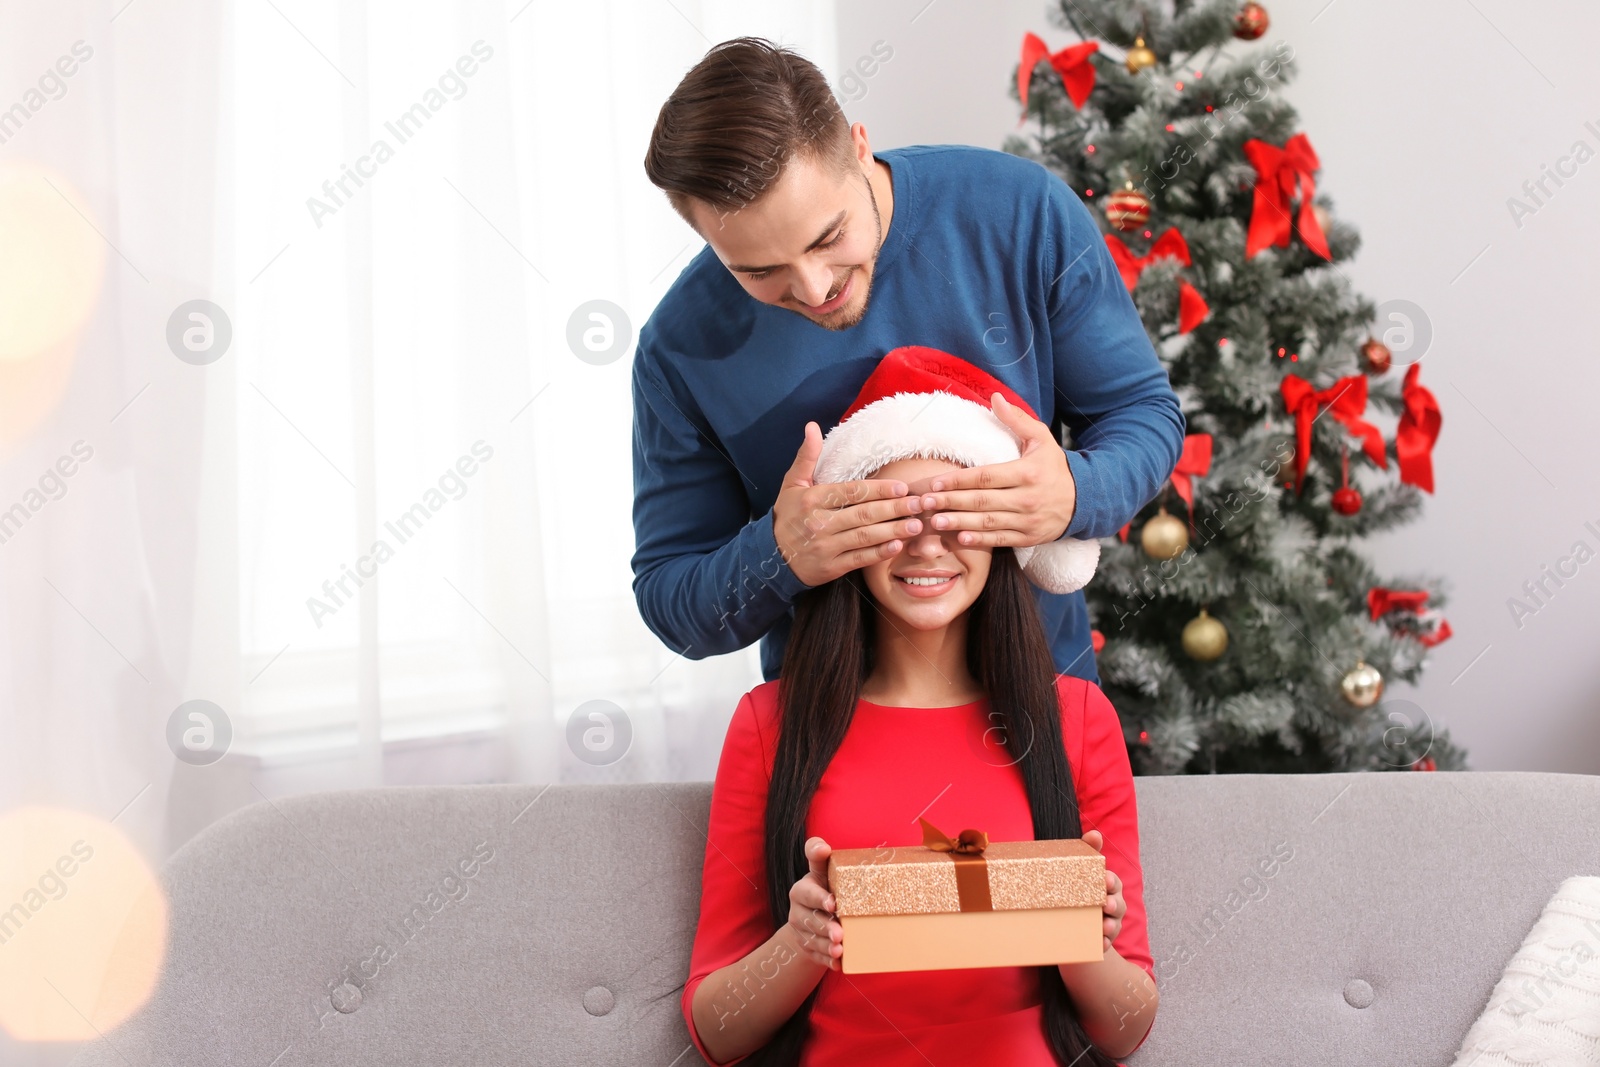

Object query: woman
[680,347,1159,1066]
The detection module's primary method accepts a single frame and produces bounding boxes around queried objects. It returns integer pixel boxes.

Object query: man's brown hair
[644,37,854,226]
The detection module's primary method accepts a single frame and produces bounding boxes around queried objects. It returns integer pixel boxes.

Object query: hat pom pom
[1014,537,1101,594]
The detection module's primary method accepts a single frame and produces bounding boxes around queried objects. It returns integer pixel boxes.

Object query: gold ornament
[1125,37,1157,74]
[1139,507,1188,560]
[1182,608,1228,661]
[1340,660,1384,708]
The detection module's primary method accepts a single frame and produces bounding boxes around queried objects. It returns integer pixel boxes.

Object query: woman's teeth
[898,575,954,586]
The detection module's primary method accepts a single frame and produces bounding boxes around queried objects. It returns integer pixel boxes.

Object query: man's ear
[849,122,873,169]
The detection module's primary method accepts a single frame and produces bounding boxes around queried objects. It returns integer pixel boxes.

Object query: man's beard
[799,170,883,332]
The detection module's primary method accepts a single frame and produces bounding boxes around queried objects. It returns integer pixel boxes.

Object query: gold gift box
[827,821,1107,974]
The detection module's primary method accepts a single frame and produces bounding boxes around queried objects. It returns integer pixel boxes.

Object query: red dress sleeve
[682,688,778,1066]
[1064,676,1158,1057]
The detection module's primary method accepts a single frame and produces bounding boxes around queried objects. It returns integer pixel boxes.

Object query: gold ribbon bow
[919,817,993,912]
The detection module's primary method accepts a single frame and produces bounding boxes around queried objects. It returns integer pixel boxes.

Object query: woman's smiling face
[860,456,992,630]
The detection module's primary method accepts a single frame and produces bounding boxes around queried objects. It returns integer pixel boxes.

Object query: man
[631,36,1184,686]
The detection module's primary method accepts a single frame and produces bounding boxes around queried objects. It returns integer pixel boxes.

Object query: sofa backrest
[67,771,1600,1066]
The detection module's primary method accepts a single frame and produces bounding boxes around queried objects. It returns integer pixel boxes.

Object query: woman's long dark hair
[744,547,1122,1067]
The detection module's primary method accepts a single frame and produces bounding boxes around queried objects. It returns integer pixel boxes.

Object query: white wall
[836,0,1600,774]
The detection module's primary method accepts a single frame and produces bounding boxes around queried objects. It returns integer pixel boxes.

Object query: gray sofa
[69,771,1600,1066]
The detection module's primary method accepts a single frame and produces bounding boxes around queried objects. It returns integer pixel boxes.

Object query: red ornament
[1361,337,1392,374]
[1330,443,1362,515]
[1411,756,1437,772]
[1103,183,1152,232]
[1234,2,1270,40]
[1091,628,1106,653]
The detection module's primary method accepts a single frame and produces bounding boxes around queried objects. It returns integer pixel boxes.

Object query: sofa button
[1342,978,1374,1009]
[583,986,615,1016]
[331,982,363,1014]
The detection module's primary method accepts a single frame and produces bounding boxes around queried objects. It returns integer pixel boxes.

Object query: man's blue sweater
[630,144,1186,685]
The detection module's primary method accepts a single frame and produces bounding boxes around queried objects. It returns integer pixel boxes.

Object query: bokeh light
[0,163,105,450]
[0,806,168,1042]
[0,162,106,362]
[0,335,78,449]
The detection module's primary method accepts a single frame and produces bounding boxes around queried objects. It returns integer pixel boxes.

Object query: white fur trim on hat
[814,391,1100,594]
[1013,537,1101,596]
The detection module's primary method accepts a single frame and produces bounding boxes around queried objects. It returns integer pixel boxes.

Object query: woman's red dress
[682,674,1156,1066]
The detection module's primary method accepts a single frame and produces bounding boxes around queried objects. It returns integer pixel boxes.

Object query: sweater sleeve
[1071,678,1158,1056]
[682,689,779,1065]
[1042,172,1188,541]
[631,346,812,660]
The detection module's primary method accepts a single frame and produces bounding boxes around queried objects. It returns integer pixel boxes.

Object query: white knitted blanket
[1452,875,1600,1066]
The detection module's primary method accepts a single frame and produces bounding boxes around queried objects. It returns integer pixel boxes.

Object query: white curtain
[0,3,835,1058]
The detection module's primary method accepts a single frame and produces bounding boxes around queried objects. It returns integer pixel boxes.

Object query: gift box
[826,818,1106,974]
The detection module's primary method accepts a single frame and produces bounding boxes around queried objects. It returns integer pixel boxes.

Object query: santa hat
[815,345,1100,595]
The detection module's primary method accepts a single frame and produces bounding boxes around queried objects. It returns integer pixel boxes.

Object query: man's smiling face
[689,125,886,332]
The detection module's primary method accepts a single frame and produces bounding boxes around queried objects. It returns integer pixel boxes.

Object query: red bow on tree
[1018,33,1099,117]
[1280,374,1386,494]
[1396,362,1441,494]
[1119,433,1213,541]
[1104,229,1210,334]
[1368,587,1453,647]
[1242,133,1331,261]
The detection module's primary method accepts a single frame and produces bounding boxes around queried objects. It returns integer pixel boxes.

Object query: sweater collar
[871,147,916,276]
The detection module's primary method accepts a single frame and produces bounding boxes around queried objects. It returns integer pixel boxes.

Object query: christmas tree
[1004,0,1466,775]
